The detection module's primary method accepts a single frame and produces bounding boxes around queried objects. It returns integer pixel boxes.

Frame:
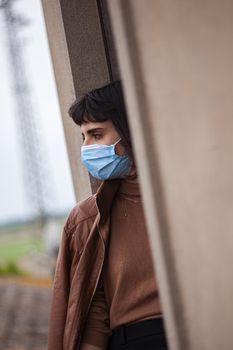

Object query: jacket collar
[95,179,121,225]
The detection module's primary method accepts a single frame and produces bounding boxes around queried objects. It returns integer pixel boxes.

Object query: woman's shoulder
[65,194,98,232]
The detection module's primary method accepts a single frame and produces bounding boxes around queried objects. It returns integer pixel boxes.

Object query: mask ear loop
[113,138,122,146]
[113,138,122,154]
[113,138,127,158]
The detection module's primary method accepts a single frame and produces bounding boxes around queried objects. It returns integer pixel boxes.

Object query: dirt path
[0,279,52,350]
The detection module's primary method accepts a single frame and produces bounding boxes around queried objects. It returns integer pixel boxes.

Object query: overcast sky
[0,0,75,224]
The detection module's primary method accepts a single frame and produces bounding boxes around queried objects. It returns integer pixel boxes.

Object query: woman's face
[80,120,126,156]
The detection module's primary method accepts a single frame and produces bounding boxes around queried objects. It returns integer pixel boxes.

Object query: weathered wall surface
[42,0,119,198]
[108,1,233,349]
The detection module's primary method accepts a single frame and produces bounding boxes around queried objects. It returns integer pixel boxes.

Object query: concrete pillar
[41,0,119,198]
[107,1,233,349]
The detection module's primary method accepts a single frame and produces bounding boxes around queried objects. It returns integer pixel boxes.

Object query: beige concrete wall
[41,0,91,200]
[108,1,233,349]
[42,0,119,198]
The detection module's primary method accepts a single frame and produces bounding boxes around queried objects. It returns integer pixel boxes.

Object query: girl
[47,81,168,350]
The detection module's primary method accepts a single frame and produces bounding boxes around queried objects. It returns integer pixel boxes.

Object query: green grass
[0,237,44,263]
[0,261,27,276]
[0,236,45,277]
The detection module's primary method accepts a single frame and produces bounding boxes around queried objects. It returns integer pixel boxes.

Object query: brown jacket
[47,179,121,350]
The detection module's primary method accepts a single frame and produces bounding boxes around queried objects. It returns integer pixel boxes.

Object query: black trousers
[107,318,168,350]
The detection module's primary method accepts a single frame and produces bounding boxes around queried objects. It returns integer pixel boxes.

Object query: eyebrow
[82,127,105,136]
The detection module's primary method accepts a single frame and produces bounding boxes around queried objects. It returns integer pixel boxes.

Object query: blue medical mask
[81,139,132,180]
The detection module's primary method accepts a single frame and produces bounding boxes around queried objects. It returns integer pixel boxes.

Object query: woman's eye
[93,134,102,140]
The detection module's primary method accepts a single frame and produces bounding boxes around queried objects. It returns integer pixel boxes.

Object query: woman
[47,81,168,350]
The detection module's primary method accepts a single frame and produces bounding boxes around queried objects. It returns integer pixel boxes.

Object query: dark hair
[68,81,134,160]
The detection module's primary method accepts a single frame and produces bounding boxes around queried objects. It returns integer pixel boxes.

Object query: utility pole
[0,0,54,221]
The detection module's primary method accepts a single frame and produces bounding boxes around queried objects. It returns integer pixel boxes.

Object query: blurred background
[0,0,75,348]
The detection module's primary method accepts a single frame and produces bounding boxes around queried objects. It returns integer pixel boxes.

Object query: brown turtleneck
[81,179,162,347]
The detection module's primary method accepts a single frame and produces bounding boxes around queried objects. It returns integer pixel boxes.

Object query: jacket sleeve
[81,275,111,349]
[47,212,75,350]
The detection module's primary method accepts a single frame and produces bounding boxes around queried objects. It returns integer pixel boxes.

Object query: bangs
[82,113,108,124]
[68,94,109,126]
